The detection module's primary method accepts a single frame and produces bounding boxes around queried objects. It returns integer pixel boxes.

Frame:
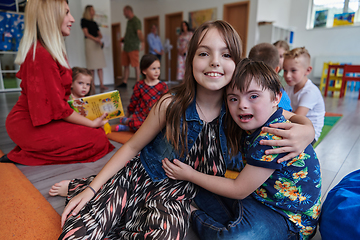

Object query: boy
[249,42,292,112]
[273,40,290,87]
[283,47,325,142]
[163,59,321,240]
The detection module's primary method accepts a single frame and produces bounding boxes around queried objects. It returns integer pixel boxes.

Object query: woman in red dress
[3,0,114,165]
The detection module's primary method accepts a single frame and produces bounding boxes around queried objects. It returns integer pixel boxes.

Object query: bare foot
[49,180,70,197]
[100,85,108,90]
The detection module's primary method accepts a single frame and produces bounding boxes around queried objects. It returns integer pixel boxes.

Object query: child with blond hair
[283,47,325,143]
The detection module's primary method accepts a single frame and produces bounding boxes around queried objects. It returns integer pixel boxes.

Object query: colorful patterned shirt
[127,80,168,131]
[241,108,321,240]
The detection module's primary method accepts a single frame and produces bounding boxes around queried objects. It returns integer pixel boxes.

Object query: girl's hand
[162,158,194,181]
[260,122,314,163]
[61,188,94,227]
[92,113,108,128]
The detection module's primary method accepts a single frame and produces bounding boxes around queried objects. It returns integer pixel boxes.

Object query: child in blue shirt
[249,42,292,112]
[163,58,321,240]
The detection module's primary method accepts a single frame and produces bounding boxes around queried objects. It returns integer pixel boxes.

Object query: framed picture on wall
[189,8,217,31]
[333,12,355,26]
[314,10,328,28]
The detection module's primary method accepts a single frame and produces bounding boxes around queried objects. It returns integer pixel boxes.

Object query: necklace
[196,101,208,122]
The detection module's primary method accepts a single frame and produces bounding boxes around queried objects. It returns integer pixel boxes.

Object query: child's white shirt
[285,79,325,141]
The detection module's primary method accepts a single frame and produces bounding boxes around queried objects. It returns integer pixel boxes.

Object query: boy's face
[276,47,286,69]
[283,57,311,87]
[226,80,281,133]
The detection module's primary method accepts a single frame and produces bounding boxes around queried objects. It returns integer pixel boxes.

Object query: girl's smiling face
[192,28,236,92]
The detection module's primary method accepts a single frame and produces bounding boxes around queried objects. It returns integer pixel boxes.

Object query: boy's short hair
[248,43,280,69]
[283,47,311,66]
[273,40,290,51]
[228,58,282,99]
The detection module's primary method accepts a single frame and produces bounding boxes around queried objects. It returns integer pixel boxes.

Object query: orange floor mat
[0,163,62,239]
[107,131,134,144]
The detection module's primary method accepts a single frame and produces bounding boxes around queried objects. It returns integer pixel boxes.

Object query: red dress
[5,42,114,165]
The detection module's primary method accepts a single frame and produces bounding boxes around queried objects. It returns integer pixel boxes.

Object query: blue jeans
[192,188,300,240]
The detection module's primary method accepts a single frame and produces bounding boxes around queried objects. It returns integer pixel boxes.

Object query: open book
[68,90,125,120]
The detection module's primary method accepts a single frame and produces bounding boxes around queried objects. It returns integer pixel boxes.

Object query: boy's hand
[92,113,108,128]
[162,158,194,181]
[260,122,314,163]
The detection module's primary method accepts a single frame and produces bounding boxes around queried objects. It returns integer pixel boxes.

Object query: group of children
[49,19,321,240]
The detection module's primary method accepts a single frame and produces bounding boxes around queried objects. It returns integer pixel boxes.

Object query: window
[308,0,360,29]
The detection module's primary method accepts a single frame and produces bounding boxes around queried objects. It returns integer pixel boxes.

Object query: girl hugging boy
[163,58,321,240]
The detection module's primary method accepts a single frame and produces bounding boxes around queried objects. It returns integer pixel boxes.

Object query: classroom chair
[339,64,360,99]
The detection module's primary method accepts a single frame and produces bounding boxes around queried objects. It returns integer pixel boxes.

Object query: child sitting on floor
[283,47,325,143]
[112,54,168,132]
[162,58,321,240]
[248,42,292,112]
[273,40,290,87]
[70,67,94,100]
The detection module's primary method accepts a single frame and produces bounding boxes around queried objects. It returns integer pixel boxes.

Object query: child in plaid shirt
[113,54,168,132]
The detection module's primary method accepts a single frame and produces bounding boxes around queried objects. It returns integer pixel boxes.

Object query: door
[144,16,160,54]
[165,12,182,81]
[112,23,122,86]
[223,1,249,57]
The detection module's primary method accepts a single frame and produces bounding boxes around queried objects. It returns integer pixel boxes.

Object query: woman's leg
[192,196,299,240]
[97,68,108,90]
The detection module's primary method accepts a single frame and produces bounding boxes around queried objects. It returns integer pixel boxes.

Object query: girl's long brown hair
[158,20,242,157]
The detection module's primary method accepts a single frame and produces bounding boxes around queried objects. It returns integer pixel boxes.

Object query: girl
[3,0,114,165]
[70,67,94,100]
[49,21,314,239]
[163,59,321,240]
[113,54,168,132]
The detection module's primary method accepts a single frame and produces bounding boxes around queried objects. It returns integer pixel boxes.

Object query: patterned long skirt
[59,156,197,240]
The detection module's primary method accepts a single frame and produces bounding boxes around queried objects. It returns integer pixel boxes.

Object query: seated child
[249,42,292,112]
[113,54,168,132]
[273,40,290,87]
[283,47,325,142]
[162,58,321,240]
[70,67,93,100]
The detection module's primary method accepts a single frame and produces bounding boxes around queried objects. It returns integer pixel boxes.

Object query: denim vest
[140,99,241,182]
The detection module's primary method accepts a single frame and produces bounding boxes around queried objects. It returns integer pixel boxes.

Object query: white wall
[66,0,114,86]
[110,0,259,79]
[65,0,360,84]
[288,0,360,82]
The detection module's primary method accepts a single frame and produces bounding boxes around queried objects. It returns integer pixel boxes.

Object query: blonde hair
[273,40,290,51]
[83,5,93,20]
[284,47,311,66]
[15,0,69,68]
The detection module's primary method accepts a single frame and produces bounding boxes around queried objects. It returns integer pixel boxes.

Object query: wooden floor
[1,80,360,239]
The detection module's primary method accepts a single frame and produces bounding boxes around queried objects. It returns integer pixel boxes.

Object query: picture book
[68,90,124,120]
